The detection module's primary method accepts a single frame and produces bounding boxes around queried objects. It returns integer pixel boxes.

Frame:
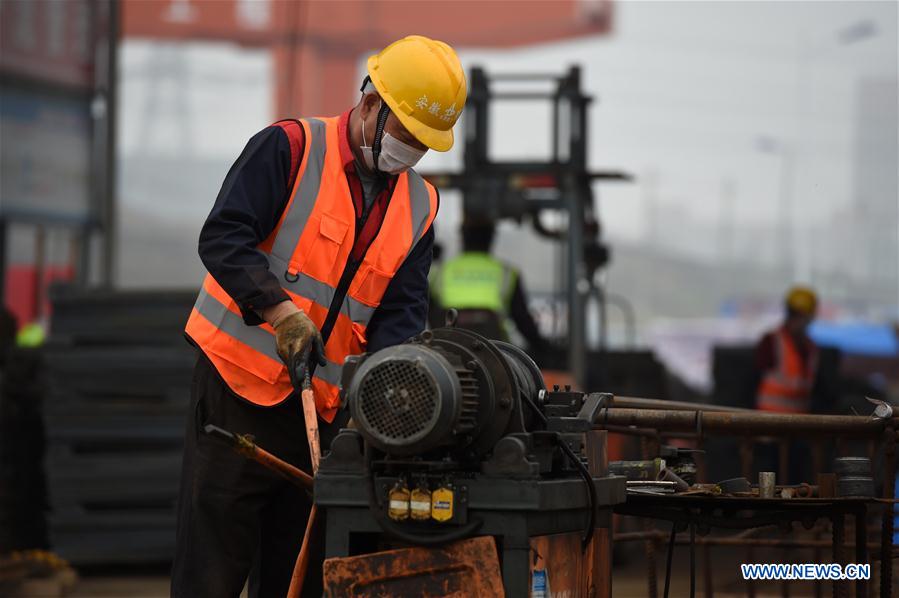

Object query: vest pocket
[294,212,350,283]
[350,262,394,307]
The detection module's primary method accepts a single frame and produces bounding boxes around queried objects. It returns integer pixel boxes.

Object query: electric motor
[344,328,543,458]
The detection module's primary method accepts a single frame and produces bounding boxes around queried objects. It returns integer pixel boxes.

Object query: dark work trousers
[171,354,346,598]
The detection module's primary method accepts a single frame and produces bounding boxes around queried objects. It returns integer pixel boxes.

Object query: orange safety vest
[185,117,438,422]
[756,327,818,414]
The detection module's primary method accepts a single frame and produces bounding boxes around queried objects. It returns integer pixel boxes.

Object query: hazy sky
[423,1,899,239]
[116,1,898,302]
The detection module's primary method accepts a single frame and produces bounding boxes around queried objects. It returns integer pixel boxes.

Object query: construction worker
[430,219,548,356]
[754,285,819,414]
[15,322,45,348]
[753,286,820,484]
[174,36,466,597]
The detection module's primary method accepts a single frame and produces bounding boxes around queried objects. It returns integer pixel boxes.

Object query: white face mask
[361,101,426,174]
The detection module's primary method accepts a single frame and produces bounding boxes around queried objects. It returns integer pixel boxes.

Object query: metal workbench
[615,493,892,598]
[316,473,627,596]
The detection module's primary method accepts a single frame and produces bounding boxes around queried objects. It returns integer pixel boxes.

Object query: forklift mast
[422,66,631,387]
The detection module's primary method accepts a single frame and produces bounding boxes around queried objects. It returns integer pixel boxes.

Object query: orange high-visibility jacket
[756,327,818,414]
[185,117,438,422]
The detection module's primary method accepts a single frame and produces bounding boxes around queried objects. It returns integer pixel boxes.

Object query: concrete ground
[69,574,170,598]
[67,570,248,598]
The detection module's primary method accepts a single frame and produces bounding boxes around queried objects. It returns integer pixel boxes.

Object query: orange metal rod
[287,505,318,598]
[203,424,313,490]
[287,373,322,598]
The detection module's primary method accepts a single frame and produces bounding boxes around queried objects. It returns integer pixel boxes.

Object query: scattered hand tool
[758,472,776,498]
[717,477,751,495]
[204,424,312,491]
[833,456,875,497]
[866,396,895,419]
[657,466,690,492]
[626,480,676,494]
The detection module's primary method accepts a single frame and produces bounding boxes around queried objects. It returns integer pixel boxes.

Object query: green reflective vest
[431,252,517,316]
[16,322,45,348]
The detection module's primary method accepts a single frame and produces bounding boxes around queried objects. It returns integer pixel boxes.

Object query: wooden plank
[585,429,611,598]
[531,533,583,597]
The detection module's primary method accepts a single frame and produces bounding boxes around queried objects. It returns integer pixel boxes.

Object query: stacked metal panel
[0,347,49,552]
[42,287,195,565]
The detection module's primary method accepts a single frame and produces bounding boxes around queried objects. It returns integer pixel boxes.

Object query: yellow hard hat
[785,286,818,315]
[367,35,467,152]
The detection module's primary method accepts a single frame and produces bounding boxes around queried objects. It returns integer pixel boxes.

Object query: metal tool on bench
[834,456,875,498]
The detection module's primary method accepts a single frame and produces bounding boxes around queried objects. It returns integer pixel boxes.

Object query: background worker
[753,285,819,483]
[174,35,466,597]
[754,285,819,414]
[430,219,548,359]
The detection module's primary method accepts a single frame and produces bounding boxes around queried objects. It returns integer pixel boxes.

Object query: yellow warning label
[431,486,454,522]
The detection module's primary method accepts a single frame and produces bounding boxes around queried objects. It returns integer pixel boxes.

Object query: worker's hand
[270,307,326,373]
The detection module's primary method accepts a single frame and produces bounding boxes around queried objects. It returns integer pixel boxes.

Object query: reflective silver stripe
[757,393,809,411]
[769,331,813,390]
[314,359,343,387]
[767,373,810,391]
[267,252,334,311]
[405,170,432,256]
[342,294,377,325]
[264,118,377,326]
[194,287,281,363]
[195,286,345,382]
[762,367,811,391]
[271,118,327,262]
[267,252,376,325]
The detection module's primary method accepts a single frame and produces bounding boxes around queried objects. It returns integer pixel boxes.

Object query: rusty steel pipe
[600,424,698,440]
[594,409,893,436]
[611,396,754,413]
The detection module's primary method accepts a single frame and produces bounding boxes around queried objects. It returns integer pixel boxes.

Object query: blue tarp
[809,322,898,357]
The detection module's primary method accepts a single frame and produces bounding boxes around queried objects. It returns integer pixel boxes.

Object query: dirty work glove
[271,309,326,387]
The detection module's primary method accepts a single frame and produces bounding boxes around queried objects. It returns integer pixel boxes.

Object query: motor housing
[344,328,541,459]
